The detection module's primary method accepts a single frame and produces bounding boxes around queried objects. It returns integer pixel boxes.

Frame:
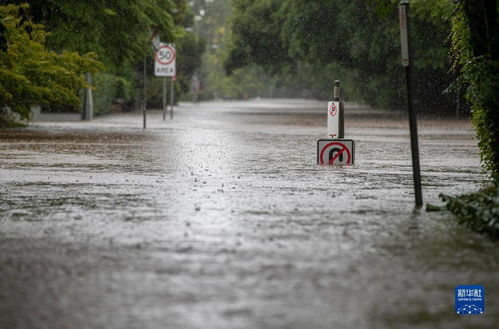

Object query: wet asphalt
[0,99,497,329]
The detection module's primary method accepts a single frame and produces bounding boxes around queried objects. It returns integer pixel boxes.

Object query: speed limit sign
[154,43,176,77]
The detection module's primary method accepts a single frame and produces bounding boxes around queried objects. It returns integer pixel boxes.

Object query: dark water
[0,100,497,329]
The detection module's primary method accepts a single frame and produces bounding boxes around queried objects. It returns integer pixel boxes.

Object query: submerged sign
[317,139,355,165]
[327,101,340,138]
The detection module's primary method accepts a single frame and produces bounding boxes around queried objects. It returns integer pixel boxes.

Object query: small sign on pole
[317,80,354,166]
[154,43,176,77]
[327,101,340,138]
[399,3,409,67]
[154,43,176,120]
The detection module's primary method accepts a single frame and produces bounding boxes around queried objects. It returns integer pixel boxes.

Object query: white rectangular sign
[154,43,176,77]
[327,101,340,138]
[399,5,409,67]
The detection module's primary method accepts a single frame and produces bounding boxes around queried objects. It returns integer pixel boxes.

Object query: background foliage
[225,0,458,112]
[0,4,102,126]
[450,0,499,185]
[1,0,204,121]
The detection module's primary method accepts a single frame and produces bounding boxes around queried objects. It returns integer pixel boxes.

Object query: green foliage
[176,31,206,95]
[92,73,131,116]
[5,0,176,68]
[462,58,499,184]
[226,0,290,74]
[0,3,102,126]
[226,0,456,111]
[440,186,499,240]
[450,0,499,184]
[203,64,273,99]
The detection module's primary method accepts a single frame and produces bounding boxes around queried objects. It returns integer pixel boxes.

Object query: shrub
[441,187,499,240]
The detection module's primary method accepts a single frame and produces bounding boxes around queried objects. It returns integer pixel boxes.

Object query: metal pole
[163,77,167,121]
[84,73,93,121]
[400,1,423,207]
[170,78,174,120]
[143,56,147,129]
[333,80,345,138]
[333,80,340,101]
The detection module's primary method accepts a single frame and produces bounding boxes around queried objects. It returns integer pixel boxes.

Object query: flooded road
[0,99,497,329]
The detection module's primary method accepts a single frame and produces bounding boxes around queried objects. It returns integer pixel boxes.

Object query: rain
[1,1,498,328]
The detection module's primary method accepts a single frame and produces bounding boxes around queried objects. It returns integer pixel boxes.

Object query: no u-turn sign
[317,139,355,165]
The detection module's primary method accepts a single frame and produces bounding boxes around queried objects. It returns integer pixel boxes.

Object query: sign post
[171,75,176,119]
[327,80,345,138]
[162,76,167,120]
[154,43,176,120]
[399,1,423,208]
[143,57,147,129]
[317,80,354,166]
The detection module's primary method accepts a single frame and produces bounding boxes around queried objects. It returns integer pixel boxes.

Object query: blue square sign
[455,285,485,315]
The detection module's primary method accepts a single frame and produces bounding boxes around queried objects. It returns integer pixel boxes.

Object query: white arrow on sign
[317,139,355,165]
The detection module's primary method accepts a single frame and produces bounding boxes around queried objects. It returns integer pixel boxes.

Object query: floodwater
[0,99,497,329]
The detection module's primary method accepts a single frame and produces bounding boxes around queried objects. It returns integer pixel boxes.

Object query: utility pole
[143,56,147,129]
[400,1,423,208]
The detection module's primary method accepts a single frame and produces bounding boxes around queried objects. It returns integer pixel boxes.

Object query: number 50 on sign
[155,43,176,77]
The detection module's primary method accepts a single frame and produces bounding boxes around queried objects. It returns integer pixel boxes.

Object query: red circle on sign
[155,45,176,65]
[319,142,352,165]
[329,103,337,116]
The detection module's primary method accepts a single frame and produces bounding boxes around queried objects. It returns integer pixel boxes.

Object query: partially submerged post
[399,1,423,208]
[318,80,355,165]
[333,80,345,138]
[327,81,344,139]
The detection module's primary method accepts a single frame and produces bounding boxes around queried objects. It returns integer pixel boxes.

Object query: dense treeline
[0,0,204,124]
[226,0,499,181]
[226,0,457,113]
[443,0,499,238]
[226,0,499,236]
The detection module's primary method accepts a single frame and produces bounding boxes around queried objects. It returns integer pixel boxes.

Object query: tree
[451,0,499,184]
[6,0,176,68]
[225,0,291,75]
[0,4,102,126]
[176,31,206,95]
[226,0,456,110]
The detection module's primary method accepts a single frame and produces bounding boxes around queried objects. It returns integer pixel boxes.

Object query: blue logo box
[455,285,485,315]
